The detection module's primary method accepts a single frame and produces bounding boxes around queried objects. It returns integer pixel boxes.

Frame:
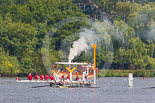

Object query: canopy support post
[93,44,97,85]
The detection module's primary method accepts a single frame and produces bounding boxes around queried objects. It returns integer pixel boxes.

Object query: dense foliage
[0,0,154,76]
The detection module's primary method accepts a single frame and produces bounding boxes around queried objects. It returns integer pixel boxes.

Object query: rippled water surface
[0,77,155,103]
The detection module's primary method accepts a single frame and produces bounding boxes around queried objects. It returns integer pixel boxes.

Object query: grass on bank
[97,69,155,77]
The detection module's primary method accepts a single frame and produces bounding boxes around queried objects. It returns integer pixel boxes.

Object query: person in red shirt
[40,74,44,80]
[45,75,49,80]
[34,73,38,80]
[62,73,65,81]
[67,75,70,80]
[50,74,54,80]
[28,73,32,80]
[75,75,79,81]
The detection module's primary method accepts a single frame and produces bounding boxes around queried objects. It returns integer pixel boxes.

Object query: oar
[31,85,50,88]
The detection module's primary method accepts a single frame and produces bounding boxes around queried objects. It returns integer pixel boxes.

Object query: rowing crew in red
[61,74,70,80]
[27,73,55,80]
[61,74,79,81]
[28,73,79,81]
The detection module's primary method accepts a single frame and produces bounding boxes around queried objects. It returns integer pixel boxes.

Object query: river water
[0,77,155,103]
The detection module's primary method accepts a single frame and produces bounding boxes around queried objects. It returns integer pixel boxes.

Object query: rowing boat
[16,79,55,83]
[59,86,68,88]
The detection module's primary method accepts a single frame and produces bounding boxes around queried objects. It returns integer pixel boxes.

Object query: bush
[0,48,20,76]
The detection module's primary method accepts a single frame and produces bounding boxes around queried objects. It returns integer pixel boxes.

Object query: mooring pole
[93,44,97,85]
[128,73,133,87]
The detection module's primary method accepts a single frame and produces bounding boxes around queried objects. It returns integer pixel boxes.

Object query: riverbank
[97,69,155,77]
[1,69,155,78]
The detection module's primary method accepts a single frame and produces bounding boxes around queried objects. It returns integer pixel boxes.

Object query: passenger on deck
[53,64,57,68]
[61,73,65,81]
[55,74,59,81]
[34,73,38,80]
[61,64,64,71]
[75,75,79,81]
[50,74,55,80]
[45,75,49,80]
[67,75,70,80]
[40,74,44,80]
[85,71,88,81]
[28,73,32,80]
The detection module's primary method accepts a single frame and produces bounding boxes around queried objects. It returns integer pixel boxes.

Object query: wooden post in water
[93,44,97,85]
[128,73,133,87]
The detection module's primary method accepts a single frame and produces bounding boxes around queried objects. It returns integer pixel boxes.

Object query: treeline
[98,69,155,77]
[0,0,154,76]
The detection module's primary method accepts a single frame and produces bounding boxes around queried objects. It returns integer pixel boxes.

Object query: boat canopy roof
[55,62,88,65]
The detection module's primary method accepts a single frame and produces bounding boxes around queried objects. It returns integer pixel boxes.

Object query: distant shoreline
[98,69,155,77]
[1,69,155,78]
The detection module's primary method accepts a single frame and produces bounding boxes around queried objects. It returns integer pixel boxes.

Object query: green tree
[0,47,20,76]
